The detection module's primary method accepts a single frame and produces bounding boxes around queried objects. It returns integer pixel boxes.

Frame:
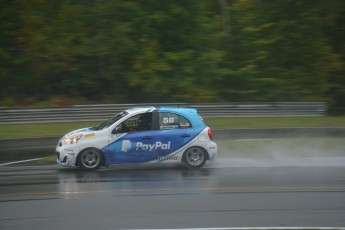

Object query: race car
[56,107,217,170]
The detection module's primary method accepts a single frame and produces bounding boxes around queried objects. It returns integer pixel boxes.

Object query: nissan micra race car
[56,107,217,170]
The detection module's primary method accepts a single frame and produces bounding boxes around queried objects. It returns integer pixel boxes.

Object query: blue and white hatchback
[56,107,217,170]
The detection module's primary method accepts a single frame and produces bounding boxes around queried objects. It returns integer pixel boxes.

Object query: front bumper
[56,142,80,167]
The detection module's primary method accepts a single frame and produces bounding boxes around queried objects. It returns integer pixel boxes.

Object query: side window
[159,113,192,130]
[113,113,152,133]
[179,116,192,128]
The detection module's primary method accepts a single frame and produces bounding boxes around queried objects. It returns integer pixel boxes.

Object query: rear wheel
[183,147,207,169]
[78,148,103,170]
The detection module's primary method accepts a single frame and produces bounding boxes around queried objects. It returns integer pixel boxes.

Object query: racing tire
[78,148,104,170]
[182,146,207,169]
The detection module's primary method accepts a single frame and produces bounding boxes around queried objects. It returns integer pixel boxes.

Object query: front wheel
[78,148,103,170]
[183,147,207,169]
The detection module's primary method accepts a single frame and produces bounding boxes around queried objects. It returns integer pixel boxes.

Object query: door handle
[181,134,191,138]
[142,136,152,140]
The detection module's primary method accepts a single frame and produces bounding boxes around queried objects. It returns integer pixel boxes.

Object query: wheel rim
[81,150,100,169]
[186,148,204,166]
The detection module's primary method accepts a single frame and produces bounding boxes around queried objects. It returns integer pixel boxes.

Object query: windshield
[95,111,128,130]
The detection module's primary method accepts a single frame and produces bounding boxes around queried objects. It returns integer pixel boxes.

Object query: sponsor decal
[180,122,190,128]
[160,125,179,129]
[85,133,95,138]
[121,140,132,152]
[136,141,171,151]
[120,140,171,152]
[155,156,178,161]
[63,148,74,152]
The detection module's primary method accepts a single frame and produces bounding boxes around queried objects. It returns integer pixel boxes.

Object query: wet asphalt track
[1,160,345,230]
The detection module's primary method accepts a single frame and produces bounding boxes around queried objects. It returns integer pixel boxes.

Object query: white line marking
[233,139,273,141]
[125,228,345,230]
[0,158,43,166]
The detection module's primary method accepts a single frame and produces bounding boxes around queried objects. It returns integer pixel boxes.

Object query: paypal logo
[136,141,171,151]
[121,140,171,152]
[121,140,132,152]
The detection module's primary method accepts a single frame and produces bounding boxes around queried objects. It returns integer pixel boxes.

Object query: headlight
[63,134,83,145]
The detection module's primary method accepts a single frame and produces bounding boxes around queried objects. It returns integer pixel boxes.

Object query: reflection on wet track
[1,161,345,229]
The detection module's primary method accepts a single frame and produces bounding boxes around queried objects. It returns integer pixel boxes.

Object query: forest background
[1,0,344,114]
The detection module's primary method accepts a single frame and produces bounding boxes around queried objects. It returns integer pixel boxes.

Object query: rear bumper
[207,141,217,160]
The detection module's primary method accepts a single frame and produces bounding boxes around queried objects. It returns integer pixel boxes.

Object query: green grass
[206,116,345,129]
[1,116,345,139]
[0,121,100,139]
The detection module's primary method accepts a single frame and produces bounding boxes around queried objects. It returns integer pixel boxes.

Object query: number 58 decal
[163,117,175,124]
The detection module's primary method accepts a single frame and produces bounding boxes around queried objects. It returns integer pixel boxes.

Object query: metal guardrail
[0,102,326,124]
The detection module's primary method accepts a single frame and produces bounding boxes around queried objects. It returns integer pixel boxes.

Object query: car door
[149,112,194,161]
[102,112,156,164]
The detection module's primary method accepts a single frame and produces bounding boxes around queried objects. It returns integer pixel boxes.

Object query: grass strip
[205,116,345,129]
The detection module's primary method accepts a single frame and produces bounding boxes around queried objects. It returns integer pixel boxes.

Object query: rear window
[159,113,192,130]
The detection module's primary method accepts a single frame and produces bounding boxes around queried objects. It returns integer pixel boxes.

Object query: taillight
[208,128,213,141]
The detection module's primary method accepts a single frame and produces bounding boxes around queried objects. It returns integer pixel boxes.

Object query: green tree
[216,0,334,102]
[0,0,344,112]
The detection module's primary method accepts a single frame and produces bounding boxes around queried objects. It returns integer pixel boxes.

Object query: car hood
[64,127,95,138]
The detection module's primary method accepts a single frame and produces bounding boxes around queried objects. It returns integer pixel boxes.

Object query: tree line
[1,0,344,113]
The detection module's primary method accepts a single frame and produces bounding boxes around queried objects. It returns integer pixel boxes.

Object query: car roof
[125,107,155,114]
[125,106,197,115]
[156,107,197,114]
